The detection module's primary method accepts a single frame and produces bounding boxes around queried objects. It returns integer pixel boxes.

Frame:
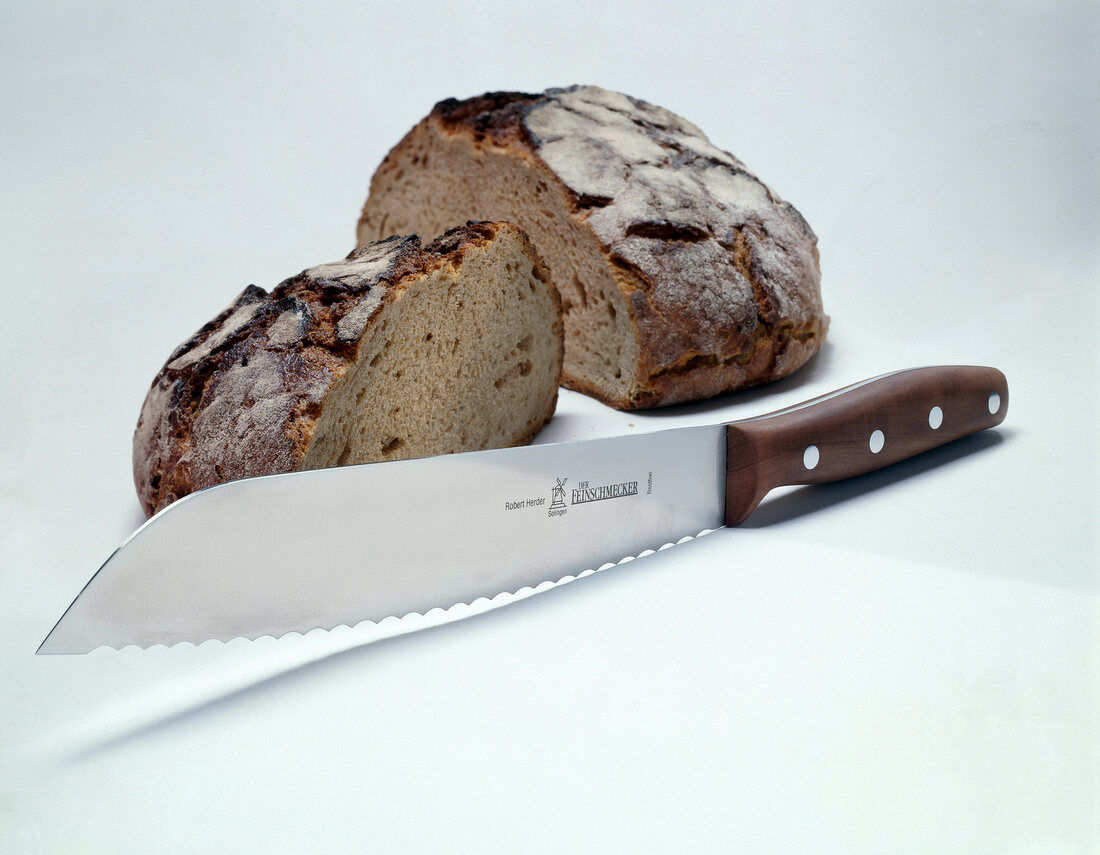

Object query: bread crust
[360,85,828,409]
[133,222,560,517]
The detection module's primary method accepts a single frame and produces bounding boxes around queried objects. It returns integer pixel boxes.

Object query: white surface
[2,1,1097,852]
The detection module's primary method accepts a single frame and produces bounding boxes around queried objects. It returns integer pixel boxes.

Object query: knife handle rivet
[803,444,820,470]
[929,406,944,430]
[869,429,885,454]
[988,392,1001,415]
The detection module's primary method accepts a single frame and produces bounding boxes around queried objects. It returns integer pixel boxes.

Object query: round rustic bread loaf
[133,222,563,517]
[358,85,828,409]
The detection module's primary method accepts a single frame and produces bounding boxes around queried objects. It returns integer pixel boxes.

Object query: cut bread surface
[358,85,828,409]
[362,118,638,406]
[299,228,560,469]
[133,222,562,517]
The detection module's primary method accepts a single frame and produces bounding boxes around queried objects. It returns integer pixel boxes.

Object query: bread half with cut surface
[133,221,563,517]
[358,85,828,409]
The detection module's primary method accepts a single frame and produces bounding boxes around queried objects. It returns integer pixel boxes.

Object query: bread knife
[38,365,1008,653]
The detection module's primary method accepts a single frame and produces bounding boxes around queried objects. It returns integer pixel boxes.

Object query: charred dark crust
[162,284,268,367]
[624,221,711,243]
[432,91,542,146]
[422,220,499,256]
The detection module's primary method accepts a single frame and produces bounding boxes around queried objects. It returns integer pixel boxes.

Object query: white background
[2,1,1097,852]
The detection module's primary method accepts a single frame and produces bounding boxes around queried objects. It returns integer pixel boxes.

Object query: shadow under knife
[742,428,1009,527]
[60,562,633,765]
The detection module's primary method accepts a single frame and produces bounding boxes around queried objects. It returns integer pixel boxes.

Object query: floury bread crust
[133,222,563,517]
[358,86,828,409]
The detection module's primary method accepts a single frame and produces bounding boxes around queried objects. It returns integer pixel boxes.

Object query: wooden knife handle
[724,366,1008,525]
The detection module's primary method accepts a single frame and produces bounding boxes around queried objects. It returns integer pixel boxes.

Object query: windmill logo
[549,478,568,510]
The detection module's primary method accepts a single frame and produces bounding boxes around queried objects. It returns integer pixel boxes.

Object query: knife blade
[38,365,1008,653]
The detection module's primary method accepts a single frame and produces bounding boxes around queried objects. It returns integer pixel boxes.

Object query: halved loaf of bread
[133,222,563,517]
[358,85,828,409]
